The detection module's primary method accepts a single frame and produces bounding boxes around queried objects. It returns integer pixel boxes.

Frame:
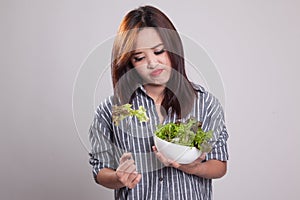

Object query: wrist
[97,168,126,189]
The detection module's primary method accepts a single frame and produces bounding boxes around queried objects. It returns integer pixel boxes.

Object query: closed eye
[133,56,144,62]
[154,49,165,55]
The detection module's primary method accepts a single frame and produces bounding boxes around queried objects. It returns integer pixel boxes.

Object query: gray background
[1,0,299,200]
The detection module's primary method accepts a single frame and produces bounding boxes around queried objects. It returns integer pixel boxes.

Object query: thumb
[199,153,206,161]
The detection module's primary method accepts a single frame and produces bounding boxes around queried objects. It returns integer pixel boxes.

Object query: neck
[144,84,165,104]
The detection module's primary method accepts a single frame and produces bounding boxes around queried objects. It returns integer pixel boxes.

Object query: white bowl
[154,135,202,164]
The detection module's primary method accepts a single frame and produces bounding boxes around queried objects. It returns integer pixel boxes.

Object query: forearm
[193,160,227,179]
[96,168,125,189]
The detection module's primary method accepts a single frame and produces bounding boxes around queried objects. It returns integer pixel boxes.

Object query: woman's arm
[152,146,227,179]
[97,168,124,189]
[171,158,227,179]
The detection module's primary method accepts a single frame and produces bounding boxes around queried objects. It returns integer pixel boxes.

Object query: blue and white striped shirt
[89,83,229,200]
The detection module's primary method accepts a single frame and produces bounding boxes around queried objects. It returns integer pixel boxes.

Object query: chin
[148,78,169,85]
[146,83,163,87]
[148,80,168,86]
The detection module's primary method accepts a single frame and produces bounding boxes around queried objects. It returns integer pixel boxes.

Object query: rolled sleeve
[206,124,229,161]
[205,98,229,161]
[88,102,122,182]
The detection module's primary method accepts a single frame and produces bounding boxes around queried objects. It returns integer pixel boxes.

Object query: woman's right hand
[116,152,142,189]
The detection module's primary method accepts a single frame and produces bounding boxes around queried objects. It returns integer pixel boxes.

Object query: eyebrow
[132,43,164,55]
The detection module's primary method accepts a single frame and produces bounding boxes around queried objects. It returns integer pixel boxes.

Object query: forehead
[134,28,162,50]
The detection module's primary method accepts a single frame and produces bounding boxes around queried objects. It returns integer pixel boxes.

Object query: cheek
[135,66,148,78]
[162,54,171,67]
[165,67,172,79]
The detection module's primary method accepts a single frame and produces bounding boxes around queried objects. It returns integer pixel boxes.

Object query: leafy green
[155,117,213,152]
[112,103,149,126]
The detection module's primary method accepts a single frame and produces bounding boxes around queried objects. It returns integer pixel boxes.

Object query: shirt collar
[137,83,205,94]
[137,84,147,94]
[191,82,205,93]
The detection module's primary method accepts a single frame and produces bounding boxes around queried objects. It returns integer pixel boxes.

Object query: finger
[118,158,135,169]
[116,166,135,183]
[117,171,130,184]
[128,173,142,189]
[152,146,171,166]
[169,160,181,168]
[119,171,139,187]
[117,159,135,172]
[119,152,132,163]
[155,151,170,166]
[125,163,137,174]
[116,169,124,178]
[199,153,206,161]
[152,146,157,152]
[127,171,139,183]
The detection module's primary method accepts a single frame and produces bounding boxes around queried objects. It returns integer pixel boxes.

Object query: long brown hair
[111,5,196,119]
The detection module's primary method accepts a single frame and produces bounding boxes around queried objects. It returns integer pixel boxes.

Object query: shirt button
[159,177,163,182]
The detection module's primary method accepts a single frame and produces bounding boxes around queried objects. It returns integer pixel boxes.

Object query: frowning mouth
[150,69,163,76]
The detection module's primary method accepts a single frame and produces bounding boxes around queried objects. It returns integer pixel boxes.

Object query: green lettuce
[112,103,149,126]
[155,118,213,152]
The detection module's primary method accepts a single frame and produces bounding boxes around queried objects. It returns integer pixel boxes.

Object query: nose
[147,54,158,69]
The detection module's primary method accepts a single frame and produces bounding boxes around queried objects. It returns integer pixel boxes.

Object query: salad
[112,103,149,126]
[112,104,213,152]
[154,118,213,152]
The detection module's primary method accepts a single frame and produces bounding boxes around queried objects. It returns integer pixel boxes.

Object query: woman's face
[130,28,172,86]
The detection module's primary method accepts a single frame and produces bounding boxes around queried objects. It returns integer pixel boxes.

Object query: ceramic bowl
[154,135,202,164]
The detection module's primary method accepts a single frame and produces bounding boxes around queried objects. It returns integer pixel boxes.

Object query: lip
[150,69,163,76]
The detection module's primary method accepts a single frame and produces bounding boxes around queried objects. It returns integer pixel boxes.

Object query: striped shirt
[89,83,229,200]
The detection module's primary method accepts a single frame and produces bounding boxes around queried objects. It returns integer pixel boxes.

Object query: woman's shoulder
[191,82,206,93]
[95,96,115,115]
[191,82,221,106]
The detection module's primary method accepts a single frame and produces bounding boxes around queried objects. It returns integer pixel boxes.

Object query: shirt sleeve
[88,100,122,182]
[205,95,229,161]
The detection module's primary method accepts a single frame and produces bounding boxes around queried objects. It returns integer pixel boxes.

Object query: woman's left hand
[152,146,206,175]
[168,153,206,175]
